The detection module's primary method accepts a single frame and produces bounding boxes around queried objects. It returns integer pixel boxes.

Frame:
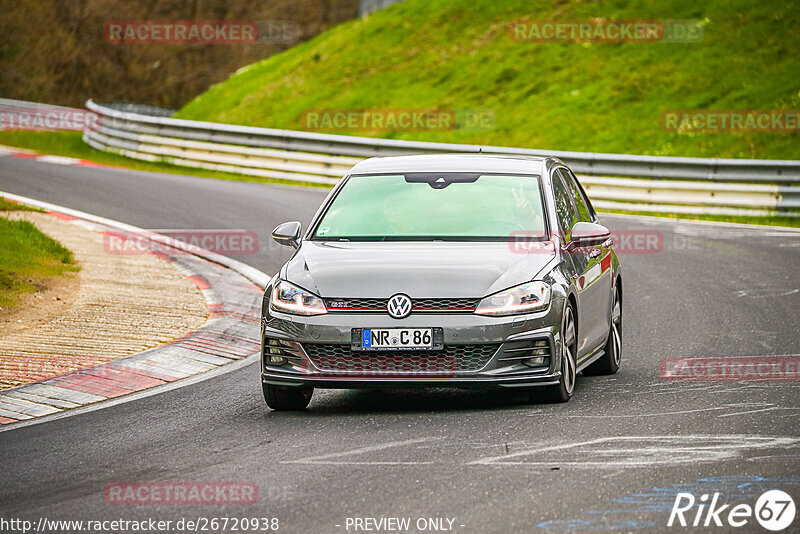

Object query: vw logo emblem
[386,294,412,319]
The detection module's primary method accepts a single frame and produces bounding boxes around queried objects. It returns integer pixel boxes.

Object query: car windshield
[312,173,547,241]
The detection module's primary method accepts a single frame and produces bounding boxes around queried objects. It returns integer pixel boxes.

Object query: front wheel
[536,302,577,404]
[262,383,313,411]
[583,286,621,376]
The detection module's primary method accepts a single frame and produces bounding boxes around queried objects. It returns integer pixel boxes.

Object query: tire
[262,383,313,411]
[583,286,622,376]
[535,302,577,404]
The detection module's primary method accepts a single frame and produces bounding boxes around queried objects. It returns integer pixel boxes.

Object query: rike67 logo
[669,489,795,531]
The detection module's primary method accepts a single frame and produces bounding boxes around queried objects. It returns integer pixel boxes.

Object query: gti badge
[387,294,412,319]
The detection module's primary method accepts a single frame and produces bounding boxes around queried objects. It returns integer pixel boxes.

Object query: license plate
[352,328,442,351]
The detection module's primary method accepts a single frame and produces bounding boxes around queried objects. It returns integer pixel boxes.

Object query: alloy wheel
[562,305,577,394]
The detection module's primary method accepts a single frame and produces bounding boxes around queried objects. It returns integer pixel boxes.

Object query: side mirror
[569,221,610,248]
[272,221,302,248]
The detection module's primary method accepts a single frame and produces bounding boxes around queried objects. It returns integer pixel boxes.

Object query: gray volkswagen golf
[261,154,622,410]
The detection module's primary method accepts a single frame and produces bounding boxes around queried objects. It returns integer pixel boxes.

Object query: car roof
[348,154,550,175]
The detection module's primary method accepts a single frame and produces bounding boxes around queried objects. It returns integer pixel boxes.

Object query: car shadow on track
[263,387,578,416]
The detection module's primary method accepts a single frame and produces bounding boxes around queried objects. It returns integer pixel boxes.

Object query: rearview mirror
[569,221,610,248]
[272,221,302,248]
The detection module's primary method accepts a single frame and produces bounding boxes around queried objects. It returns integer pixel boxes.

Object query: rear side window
[551,170,578,242]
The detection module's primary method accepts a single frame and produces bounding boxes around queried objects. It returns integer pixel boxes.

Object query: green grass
[177,0,800,160]
[0,198,44,212]
[0,131,330,189]
[0,215,79,309]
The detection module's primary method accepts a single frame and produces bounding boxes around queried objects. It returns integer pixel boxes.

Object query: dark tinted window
[560,168,594,222]
[551,170,578,242]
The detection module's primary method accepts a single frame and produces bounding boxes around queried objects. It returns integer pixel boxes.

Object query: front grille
[303,343,499,373]
[325,297,479,312]
[326,297,386,310]
[413,298,480,310]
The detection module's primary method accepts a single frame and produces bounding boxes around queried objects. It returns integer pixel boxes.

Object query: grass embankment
[0,199,79,310]
[177,0,800,160]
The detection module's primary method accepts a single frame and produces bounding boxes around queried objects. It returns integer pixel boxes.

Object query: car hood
[282,241,556,298]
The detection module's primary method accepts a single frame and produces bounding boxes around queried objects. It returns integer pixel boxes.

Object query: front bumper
[261,297,566,389]
[261,370,561,389]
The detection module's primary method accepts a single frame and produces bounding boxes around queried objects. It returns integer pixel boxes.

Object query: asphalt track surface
[1,157,799,533]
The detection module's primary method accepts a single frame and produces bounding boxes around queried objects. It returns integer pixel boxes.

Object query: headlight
[474,281,551,316]
[270,280,327,316]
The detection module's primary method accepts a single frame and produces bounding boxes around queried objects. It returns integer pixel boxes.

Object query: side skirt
[576,348,605,374]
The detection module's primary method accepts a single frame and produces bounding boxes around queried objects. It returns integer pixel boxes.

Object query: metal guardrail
[0,98,83,111]
[7,98,800,217]
[0,98,90,132]
[82,100,800,217]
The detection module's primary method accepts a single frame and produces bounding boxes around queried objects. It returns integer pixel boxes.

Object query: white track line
[284,437,442,465]
[0,353,258,433]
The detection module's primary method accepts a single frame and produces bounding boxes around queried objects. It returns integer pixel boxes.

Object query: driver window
[560,168,593,222]
[551,169,578,242]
